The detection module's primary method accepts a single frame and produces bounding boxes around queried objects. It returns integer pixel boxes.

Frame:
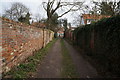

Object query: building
[81,14,111,25]
[57,27,65,38]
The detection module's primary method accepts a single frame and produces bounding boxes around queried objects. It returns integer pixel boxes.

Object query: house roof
[58,27,65,31]
[82,14,111,20]
[57,31,64,34]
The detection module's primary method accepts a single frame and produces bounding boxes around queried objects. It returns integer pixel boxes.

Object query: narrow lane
[34,39,98,78]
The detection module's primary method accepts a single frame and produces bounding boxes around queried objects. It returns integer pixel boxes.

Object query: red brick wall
[0,17,2,75]
[0,17,54,73]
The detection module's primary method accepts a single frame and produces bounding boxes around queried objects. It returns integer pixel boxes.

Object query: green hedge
[73,15,120,77]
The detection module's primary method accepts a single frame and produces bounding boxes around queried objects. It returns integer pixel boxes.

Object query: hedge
[73,15,120,77]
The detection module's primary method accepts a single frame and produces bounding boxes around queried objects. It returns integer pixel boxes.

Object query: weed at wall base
[3,39,57,78]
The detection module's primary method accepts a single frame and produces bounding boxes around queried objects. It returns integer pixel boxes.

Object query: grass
[3,38,57,78]
[61,39,79,78]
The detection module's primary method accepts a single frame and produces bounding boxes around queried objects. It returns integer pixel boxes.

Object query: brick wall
[0,17,2,77]
[0,17,54,73]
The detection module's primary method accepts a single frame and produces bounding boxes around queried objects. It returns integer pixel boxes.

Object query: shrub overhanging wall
[67,15,120,76]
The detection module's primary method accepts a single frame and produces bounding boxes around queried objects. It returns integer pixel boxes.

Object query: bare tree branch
[42,0,85,29]
[3,2,29,21]
[58,5,75,18]
[43,2,47,11]
[52,2,60,13]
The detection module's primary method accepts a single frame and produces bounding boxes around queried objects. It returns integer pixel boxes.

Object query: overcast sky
[0,0,118,26]
[0,0,93,25]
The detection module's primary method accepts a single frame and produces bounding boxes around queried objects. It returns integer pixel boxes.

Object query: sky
[0,0,118,26]
[0,0,94,26]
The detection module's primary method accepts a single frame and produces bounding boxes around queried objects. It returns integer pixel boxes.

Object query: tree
[4,2,29,21]
[58,19,63,27]
[68,23,71,28]
[116,1,120,15]
[63,18,68,31]
[89,2,100,15]
[91,1,120,16]
[42,0,84,29]
[25,12,31,24]
[18,16,25,22]
[49,12,59,31]
[100,2,115,16]
[18,12,31,24]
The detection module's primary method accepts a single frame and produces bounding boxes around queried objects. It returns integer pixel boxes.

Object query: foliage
[49,13,59,31]
[18,12,30,24]
[73,15,120,77]
[63,19,68,31]
[91,1,120,16]
[25,12,31,24]
[18,12,31,24]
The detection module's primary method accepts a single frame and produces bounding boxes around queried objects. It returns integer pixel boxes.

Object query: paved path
[34,39,62,78]
[64,40,98,78]
[34,39,98,78]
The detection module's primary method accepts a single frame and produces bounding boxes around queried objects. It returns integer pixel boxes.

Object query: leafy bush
[73,15,120,77]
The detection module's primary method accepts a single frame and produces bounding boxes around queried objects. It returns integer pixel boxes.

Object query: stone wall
[0,17,54,73]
